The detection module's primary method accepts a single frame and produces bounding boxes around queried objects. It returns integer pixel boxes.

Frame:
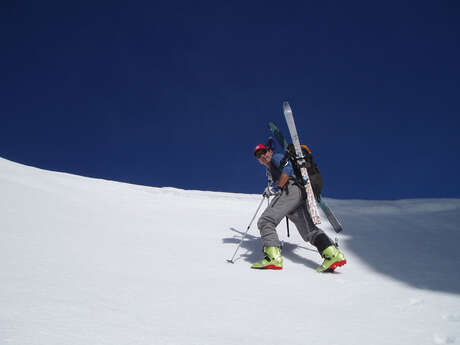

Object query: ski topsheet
[268,121,289,152]
[282,102,321,224]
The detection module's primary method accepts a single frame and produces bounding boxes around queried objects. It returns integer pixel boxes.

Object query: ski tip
[226,259,234,264]
[282,101,292,113]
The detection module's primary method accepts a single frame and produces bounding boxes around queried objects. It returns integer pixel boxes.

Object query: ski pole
[286,216,290,237]
[227,194,266,264]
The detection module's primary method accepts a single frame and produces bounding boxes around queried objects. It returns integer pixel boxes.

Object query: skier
[252,144,346,272]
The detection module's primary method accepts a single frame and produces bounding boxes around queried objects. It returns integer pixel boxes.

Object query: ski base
[318,197,343,233]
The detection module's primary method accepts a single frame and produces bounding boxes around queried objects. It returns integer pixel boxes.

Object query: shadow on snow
[223,227,320,272]
[224,199,460,296]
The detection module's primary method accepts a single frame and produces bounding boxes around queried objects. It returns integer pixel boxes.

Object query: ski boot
[317,245,346,273]
[251,246,283,270]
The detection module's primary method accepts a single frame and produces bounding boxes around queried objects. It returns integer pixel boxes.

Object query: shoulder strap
[278,152,290,171]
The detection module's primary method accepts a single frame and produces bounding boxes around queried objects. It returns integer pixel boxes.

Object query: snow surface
[1,156,460,345]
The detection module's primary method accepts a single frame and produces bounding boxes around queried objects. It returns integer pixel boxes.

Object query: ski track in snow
[1,156,460,345]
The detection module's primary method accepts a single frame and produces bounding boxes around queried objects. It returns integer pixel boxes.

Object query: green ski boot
[317,245,346,273]
[251,246,283,270]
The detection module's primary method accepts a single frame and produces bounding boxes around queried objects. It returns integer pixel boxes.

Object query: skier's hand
[263,186,281,197]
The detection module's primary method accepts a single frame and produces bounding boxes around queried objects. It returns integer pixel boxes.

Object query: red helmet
[253,144,268,156]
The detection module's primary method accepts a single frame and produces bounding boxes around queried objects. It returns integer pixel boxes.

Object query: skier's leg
[287,204,329,246]
[253,181,303,269]
[256,182,303,248]
[288,196,347,272]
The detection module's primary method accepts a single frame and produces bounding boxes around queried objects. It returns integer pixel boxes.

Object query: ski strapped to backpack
[268,103,344,232]
[271,102,321,224]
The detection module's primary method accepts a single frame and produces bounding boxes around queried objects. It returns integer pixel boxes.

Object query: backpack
[283,143,323,199]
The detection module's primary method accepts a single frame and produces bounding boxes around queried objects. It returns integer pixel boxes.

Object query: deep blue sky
[1,1,459,199]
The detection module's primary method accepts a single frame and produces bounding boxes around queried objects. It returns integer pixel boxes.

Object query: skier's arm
[278,173,290,188]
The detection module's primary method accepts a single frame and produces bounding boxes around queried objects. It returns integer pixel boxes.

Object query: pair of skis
[270,102,343,233]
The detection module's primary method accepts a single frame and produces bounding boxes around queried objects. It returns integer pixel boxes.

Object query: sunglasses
[255,149,268,158]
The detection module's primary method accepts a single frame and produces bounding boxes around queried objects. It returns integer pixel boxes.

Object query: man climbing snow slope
[252,144,346,272]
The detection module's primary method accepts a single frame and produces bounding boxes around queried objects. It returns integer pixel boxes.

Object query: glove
[263,185,281,197]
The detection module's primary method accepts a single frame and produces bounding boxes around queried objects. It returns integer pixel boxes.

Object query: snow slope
[1,156,460,345]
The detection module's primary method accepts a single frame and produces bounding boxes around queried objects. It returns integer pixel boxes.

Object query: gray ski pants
[257,180,325,248]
